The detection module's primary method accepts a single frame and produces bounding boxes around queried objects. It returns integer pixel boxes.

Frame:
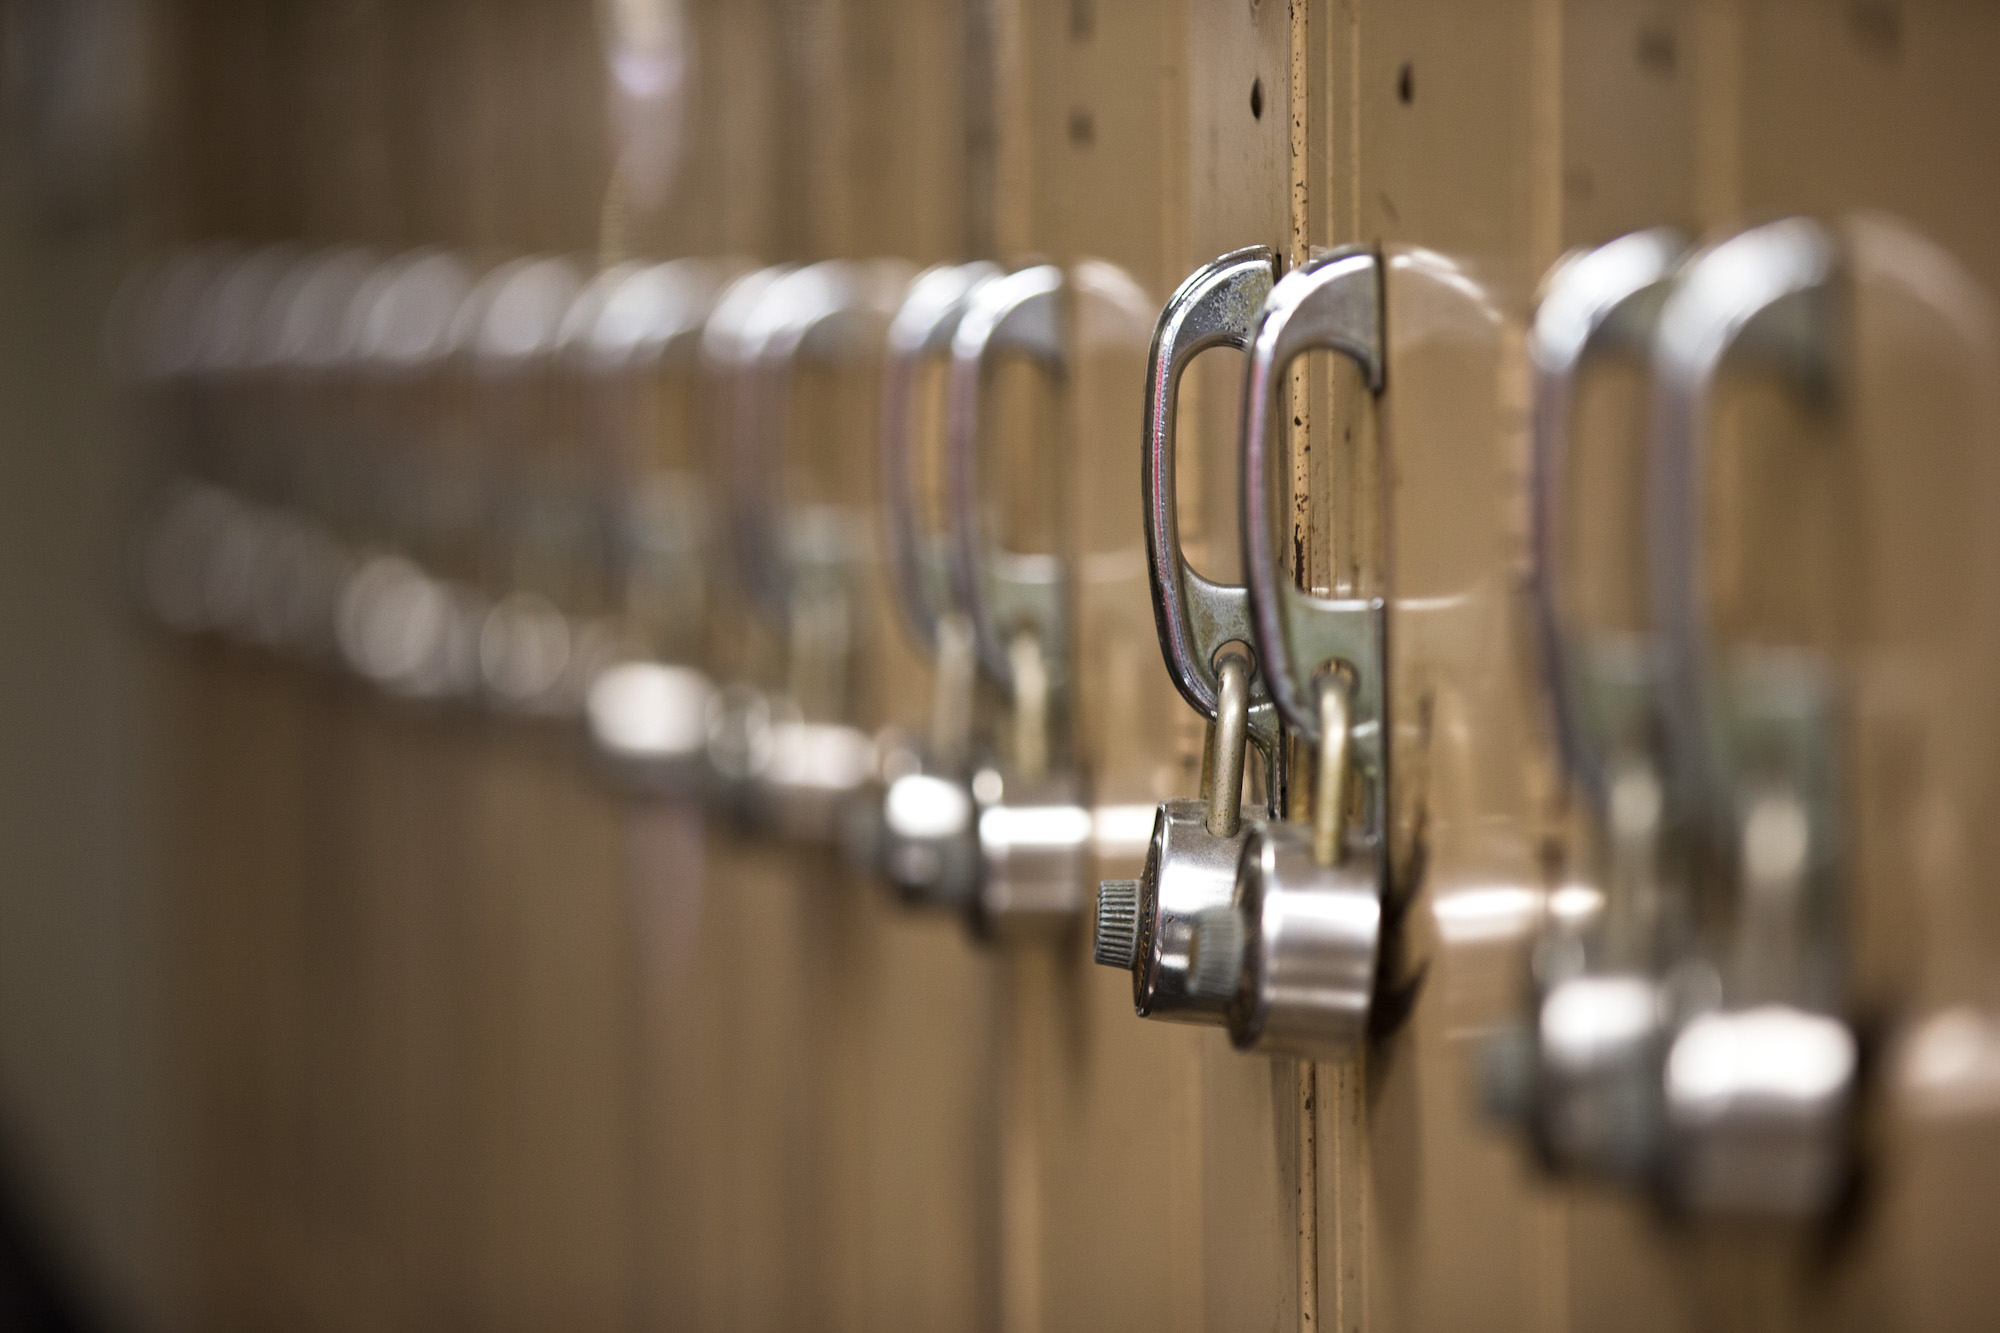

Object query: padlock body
[753,719,878,844]
[1135,798,1254,1021]
[1530,972,1667,1180]
[1663,1004,1855,1217]
[1230,821,1380,1057]
[878,766,980,910]
[973,766,1091,940]
[585,658,717,797]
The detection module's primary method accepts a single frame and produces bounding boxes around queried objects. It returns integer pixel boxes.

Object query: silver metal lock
[1185,247,1389,1058]
[1094,246,1281,1020]
[709,260,913,842]
[1648,219,1858,1220]
[1495,228,1688,1181]
[945,262,1153,937]
[1096,647,1263,1019]
[876,261,1002,907]
[969,759,1093,941]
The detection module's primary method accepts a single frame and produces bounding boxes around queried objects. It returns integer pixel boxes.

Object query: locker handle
[1238,247,1385,799]
[565,258,734,375]
[1527,228,1684,809]
[1646,218,1839,841]
[945,259,1155,696]
[723,259,912,627]
[880,261,1002,656]
[698,264,796,607]
[944,263,1068,694]
[1144,245,1281,752]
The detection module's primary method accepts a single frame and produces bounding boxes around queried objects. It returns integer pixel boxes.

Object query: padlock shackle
[880,261,1002,656]
[1528,228,1685,809]
[1144,246,1278,726]
[1206,647,1252,838]
[1311,672,1352,868]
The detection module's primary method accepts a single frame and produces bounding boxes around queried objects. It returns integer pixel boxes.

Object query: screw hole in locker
[1250,77,1263,120]
[1397,62,1413,104]
[1636,24,1677,75]
[1067,109,1095,147]
[1848,2,1901,63]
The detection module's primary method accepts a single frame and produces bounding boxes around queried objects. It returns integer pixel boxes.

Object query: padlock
[1180,248,1389,1058]
[875,610,983,907]
[1094,246,1282,1021]
[1095,646,1263,1019]
[1190,672,1380,1057]
[942,261,1153,939]
[875,261,1001,908]
[1646,219,1859,1219]
[966,629,1092,939]
[1491,228,1687,1181]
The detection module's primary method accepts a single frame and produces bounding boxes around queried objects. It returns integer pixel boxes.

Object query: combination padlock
[1095,646,1263,1019]
[1094,246,1282,1020]
[1190,673,1381,1055]
[965,628,1091,939]
[1185,247,1390,1058]
[875,261,1001,908]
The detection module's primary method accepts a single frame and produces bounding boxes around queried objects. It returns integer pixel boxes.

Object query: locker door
[1006,4,1315,1331]
[1304,10,1571,1331]
[1676,7,2000,1330]
[630,3,1000,1329]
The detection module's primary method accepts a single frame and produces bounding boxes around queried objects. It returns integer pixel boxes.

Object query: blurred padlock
[875,261,1001,908]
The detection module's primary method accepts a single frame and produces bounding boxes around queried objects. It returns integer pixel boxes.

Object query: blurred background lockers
[6,2,2000,1333]
[0,2,1006,1329]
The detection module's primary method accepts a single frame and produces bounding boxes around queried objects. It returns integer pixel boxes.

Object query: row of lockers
[81,2,2000,1332]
